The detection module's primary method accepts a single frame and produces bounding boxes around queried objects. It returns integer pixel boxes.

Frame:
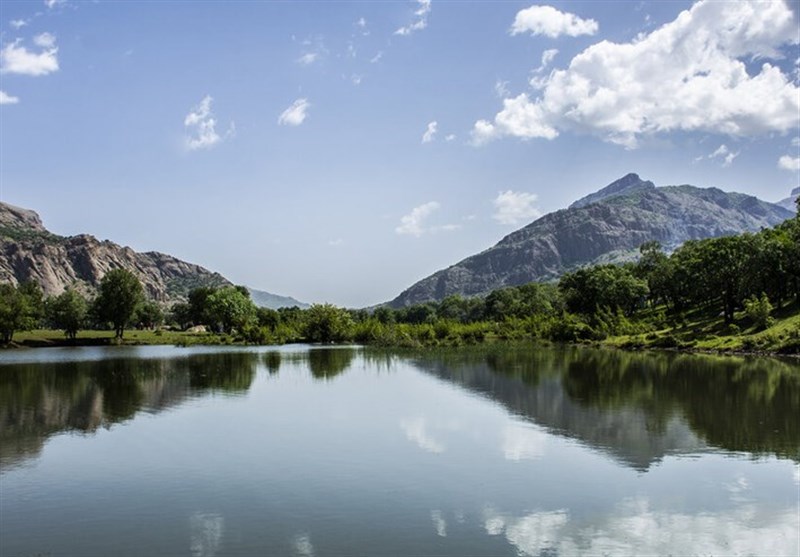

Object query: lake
[0,344,798,556]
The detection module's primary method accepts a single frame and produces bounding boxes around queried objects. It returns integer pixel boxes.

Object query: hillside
[0,202,303,308]
[389,174,794,307]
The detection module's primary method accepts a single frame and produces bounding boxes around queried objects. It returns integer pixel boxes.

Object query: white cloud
[396,202,439,237]
[534,49,559,73]
[184,95,233,151]
[395,0,431,36]
[33,33,56,49]
[476,0,800,148]
[701,144,739,167]
[297,52,318,66]
[0,90,19,104]
[10,20,28,29]
[278,98,310,126]
[370,51,383,64]
[791,137,800,147]
[422,121,438,143]
[510,5,598,38]
[493,190,541,225]
[0,35,59,76]
[328,238,343,247]
[445,134,456,142]
[351,74,362,86]
[495,80,510,98]
[44,0,66,8]
[778,155,800,171]
[356,17,367,28]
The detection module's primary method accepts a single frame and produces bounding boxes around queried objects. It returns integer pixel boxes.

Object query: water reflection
[481,498,799,556]
[0,352,259,470]
[409,346,800,467]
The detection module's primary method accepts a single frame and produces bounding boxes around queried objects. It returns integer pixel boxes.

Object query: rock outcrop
[0,202,228,304]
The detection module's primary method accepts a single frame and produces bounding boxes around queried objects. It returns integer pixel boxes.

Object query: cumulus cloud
[395,0,431,36]
[278,98,310,126]
[0,34,59,76]
[493,190,541,225]
[184,95,233,151]
[422,121,438,143]
[10,20,28,29]
[0,90,19,104]
[44,0,66,8]
[476,0,800,148]
[778,155,800,171]
[395,201,440,237]
[510,5,598,38]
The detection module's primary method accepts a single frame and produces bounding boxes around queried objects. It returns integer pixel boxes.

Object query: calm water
[0,344,798,557]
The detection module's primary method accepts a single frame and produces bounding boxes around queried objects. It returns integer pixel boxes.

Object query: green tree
[744,293,774,330]
[134,301,164,329]
[45,288,88,340]
[304,303,354,343]
[94,269,144,339]
[205,286,257,333]
[559,265,649,316]
[0,281,44,343]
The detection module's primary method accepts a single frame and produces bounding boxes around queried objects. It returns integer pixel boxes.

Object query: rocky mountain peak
[569,173,656,209]
[0,202,47,232]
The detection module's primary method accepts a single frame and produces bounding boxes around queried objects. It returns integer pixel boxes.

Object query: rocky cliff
[0,202,228,304]
[389,174,794,307]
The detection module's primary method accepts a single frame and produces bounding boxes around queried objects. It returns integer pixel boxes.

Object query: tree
[304,303,354,343]
[94,269,144,339]
[205,286,257,333]
[134,301,164,329]
[46,288,88,340]
[559,265,649,316]
[0,281,44,343]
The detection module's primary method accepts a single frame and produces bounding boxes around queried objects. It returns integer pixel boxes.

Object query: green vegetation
[94,269,144,339]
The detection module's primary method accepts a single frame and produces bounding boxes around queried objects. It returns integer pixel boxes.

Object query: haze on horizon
[1,0,798,307]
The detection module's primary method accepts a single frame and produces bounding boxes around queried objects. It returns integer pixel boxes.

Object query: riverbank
[5,307,800,359]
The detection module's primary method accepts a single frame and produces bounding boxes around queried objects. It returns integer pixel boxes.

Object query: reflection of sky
[189,512,224,557]
[502,422,548,462]
[482,498,799,556]
[293,533,315,557]
[400,417,445,454]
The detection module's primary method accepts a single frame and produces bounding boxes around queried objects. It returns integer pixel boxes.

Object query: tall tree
[46,288,88,340]
[94,269,144,339]
[0,281,44,343]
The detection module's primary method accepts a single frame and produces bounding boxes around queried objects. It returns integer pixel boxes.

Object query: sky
[0,0,799,307]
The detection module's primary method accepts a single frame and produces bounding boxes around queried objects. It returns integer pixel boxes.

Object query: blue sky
[1,0,798,307]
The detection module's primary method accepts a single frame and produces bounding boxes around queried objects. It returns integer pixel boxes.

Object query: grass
[8,328,234,348]
[605,302,800,355]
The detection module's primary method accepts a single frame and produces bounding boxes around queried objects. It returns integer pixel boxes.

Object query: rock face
[777,186,799,212]
[0,202,227,304]
[389,174,794,307]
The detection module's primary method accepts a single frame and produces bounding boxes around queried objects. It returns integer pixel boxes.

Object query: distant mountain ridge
[389,174,794,307]
[0,202,305,309]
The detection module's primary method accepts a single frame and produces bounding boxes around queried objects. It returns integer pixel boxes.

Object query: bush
[744,294,774,330]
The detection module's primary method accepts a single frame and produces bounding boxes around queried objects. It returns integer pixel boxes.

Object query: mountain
[248,288,309,309]
[777,186,799,212]
[0,202,302,308]
[389,174,794,307]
